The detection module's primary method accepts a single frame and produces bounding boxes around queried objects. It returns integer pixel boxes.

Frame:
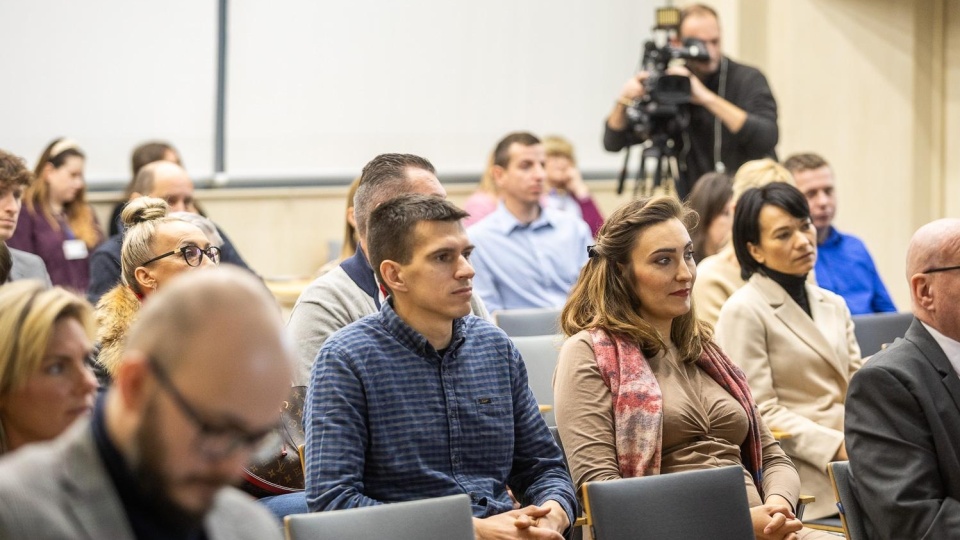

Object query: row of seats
[495,307,914,356]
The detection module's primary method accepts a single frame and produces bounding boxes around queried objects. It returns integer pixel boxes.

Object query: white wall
[1,0,660,183]
[0,0,218,181]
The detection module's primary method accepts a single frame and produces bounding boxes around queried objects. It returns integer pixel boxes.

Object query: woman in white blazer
[715,183,862,520]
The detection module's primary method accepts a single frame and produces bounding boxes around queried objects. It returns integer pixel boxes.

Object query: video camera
[625,7,710,141]
[617,6,710,197]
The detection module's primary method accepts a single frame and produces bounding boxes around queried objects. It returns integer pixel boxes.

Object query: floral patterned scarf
[588,328,765,496]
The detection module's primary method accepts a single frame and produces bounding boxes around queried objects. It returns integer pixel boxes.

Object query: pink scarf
[588,328,765,496]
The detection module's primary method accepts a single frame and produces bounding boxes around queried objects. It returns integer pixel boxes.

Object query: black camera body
[626,37,709,141]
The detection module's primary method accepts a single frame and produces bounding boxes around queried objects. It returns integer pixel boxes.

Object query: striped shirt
[304,300,576,526]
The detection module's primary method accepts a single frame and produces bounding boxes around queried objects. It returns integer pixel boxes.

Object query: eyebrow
[428,244,473,257]
[649,242,693,256]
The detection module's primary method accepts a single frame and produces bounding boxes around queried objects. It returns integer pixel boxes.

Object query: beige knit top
[553,330,800,508]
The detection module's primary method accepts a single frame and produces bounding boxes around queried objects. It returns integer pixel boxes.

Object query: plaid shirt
[304,300,576,525]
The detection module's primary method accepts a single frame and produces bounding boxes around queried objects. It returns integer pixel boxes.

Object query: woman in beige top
[554,196,825,540]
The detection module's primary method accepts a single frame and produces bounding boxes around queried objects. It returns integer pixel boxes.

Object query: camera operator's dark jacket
[604,57,778,199]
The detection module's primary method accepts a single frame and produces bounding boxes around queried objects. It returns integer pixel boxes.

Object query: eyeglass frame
[922,264,960,275]
[140,245,222,268]
[146,356,275,460]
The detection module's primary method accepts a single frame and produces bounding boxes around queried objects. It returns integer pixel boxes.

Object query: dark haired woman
[554,196,828,539]
[715,182,861,520]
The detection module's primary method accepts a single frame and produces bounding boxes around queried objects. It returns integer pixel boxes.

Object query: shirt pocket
[475,396,510,418]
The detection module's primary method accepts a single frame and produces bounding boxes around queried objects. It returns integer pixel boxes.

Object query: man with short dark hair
[604,3,778,199]
[0,148,52,285]
[87,161,250,304]
[468,132,592,312]
[287,153,488,386]
[306,194,576,539]
[846,218,960,538]
[0,267,293,539]
[784,152,895,314]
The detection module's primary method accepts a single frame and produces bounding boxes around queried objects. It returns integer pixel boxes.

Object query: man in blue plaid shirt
[304,194,576,539]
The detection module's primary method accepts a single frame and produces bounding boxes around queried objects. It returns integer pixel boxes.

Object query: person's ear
[911,274,935,311]
[346,207,357,230]
[128,192,143,202]
[134,266,157,292]
[747,242,764,265]
[114,351,152,410]
[491,165,507,190]
[41,162,56,181]
[380,260,407,293]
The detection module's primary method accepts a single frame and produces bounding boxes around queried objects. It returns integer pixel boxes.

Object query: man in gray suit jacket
[0,267,294,539]
[846,218,960,539]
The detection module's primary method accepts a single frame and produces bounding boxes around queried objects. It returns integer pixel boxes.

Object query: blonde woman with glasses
[95,197,220,381]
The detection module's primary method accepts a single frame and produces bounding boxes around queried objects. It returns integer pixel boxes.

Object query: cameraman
[604,3,778,199]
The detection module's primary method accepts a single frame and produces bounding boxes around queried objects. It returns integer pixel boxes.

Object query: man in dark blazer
[0,268,292,539]
[845,218,960,539]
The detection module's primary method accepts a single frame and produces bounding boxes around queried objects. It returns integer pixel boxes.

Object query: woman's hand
[750,503,802,540]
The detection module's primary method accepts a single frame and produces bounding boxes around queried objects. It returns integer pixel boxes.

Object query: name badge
[63,239,89,260]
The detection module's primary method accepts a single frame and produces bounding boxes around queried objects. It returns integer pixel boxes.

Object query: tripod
[616,133,681,199]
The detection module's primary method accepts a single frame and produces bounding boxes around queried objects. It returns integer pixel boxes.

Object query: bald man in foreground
[0,267,292,539]
[845,218,960,539]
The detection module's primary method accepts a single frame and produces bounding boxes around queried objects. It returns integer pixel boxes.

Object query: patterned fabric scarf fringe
[588,328,765,497]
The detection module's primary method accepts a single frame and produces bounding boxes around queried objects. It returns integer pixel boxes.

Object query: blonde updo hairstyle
[119,197,175,296]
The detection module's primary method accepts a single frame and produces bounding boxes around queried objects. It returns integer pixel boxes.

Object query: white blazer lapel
[755,274,844,377]
[807,284,848,379]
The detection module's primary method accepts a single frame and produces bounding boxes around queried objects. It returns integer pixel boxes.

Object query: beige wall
[93,0,960,311]
[734,0,957,309]
[90,182,640,280]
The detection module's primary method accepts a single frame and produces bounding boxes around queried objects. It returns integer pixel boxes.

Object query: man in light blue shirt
[468,132,592,312]
[785,152,896,315]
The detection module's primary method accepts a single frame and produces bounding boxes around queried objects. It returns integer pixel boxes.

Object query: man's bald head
[124,266,292,378]
[110,267,294,520]
[905,218,960,338]
[130,161,195,213]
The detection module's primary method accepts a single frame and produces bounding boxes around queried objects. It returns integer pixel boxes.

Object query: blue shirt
[815,227,896,315]
[304,301,576,526]
[468,203,591,312]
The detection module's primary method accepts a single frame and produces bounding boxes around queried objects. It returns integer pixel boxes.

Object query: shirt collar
[920,321,960,377]
[378,299,467,359]
[489,201,555,235]
[820,226,842,247]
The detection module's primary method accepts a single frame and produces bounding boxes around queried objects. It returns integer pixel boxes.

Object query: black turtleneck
[91,396,208,540]
[762,266,812,318]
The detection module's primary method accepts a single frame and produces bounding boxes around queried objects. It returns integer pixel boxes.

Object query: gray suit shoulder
[9,247,52,287]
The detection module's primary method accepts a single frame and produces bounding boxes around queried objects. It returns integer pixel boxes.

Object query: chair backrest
[828,461,867,540]
[495,307,562,337]
[851,312,913,357]
[583,466,754,540]
[511,334,562,425]
[284,494,475,540]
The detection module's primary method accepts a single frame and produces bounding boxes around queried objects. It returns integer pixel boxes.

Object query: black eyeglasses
[147,357,274,460]
[923,265,960,275]
[140,245,221,268]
